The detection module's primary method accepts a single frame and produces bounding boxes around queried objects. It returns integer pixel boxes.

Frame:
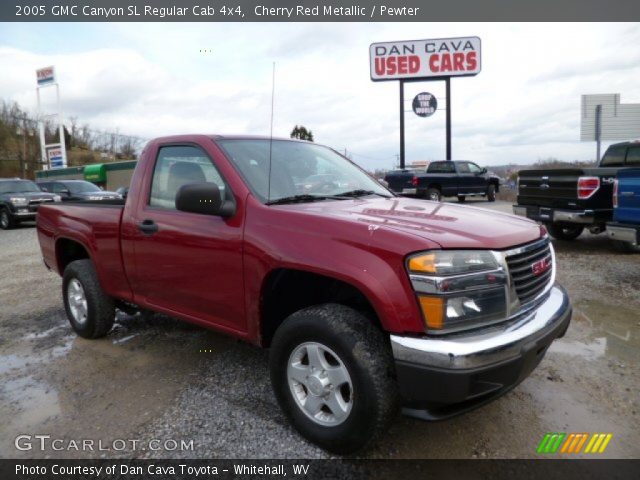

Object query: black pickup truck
[514,141,640,240]
[0,178,60,229]
[384,161,500,202]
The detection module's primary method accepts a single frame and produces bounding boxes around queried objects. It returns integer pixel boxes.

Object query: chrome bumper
[390,285,571,370]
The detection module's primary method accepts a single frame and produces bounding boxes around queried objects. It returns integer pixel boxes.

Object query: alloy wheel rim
[67,279,88,325]
[1,212,7,227]
[287,341,353,426]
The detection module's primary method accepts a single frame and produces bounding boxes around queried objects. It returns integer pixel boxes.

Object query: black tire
[0,208,15,230]
[486,184,496,202]
[426,188,442,202]
[612,239,640,253]
[62,259,115,339]
[546,223,584,241]
[457,195,466,203]
[269,304,398,454]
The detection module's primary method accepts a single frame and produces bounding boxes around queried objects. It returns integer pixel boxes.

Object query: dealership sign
[36,66,56,86]
[369,36,481,81]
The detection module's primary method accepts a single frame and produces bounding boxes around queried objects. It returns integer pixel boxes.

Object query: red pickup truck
[37,135,571,453]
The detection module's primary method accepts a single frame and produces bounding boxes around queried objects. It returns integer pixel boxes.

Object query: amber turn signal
[408,253,437,273]
[418,296,444,330]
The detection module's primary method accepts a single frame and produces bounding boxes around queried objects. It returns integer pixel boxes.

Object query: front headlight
[53,195,62,202]
[407,250,508,334]
[9,197,28,206]
[408,250,499,275]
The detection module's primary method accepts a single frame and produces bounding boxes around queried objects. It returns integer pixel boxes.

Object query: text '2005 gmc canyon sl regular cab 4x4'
[37,135,572,453]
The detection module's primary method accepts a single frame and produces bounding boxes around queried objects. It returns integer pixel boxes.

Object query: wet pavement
[0,201,638,459]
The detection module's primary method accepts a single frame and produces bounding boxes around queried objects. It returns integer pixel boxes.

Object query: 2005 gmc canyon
[37,135,572,453]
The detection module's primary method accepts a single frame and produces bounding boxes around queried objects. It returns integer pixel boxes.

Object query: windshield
[0,180,41,194]
[216,139,391,203]
[66,181,101,194]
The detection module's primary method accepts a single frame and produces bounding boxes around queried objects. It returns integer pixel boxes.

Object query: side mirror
[175,182,235,217]
[480,168,487,174]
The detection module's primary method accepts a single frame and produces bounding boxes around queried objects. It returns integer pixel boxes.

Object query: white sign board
[580,94,640,141]
[370,36,481,81]
[36,66,55,86]
[46,145,66,169]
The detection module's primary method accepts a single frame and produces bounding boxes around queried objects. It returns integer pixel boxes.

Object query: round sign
[412,92,437,117]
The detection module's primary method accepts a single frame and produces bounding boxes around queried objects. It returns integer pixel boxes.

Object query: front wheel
[269,304,398,454]
[457,195,466,203]
[0,209,15,230]
[546,223,584,241]
[63,259,115,338]
[486,184,496,202]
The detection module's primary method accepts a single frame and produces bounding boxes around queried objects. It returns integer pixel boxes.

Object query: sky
[1,22,639,171]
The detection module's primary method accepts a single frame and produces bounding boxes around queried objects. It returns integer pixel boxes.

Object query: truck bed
[36,202,132,301]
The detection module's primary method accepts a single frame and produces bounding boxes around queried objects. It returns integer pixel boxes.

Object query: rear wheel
[427,188,442,202]
[63,259,115,338]
[546,223,584,241]
[0,209,15,230]
[486,184,496,202]
[457,195,466,203]
[269,304,398,454]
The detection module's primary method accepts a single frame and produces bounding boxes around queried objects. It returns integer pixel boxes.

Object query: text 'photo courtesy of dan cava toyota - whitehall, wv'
[0,3,639,479]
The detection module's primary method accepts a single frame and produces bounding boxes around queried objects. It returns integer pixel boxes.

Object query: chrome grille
[505,238,553,305]
[28,198,54,212]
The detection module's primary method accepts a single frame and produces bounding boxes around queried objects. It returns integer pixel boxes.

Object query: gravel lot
[0,200,638,459]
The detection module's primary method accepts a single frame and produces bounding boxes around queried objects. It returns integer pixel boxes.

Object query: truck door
[466,162,488,193]
[455,162,477,194]
[127,144,246,333]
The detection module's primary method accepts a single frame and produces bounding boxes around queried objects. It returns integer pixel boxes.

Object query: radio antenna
[267,62,275,203]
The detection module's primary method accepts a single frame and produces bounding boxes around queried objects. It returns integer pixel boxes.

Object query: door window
[457,163,471,173]
[467,163,482,174]
[601,145,627,166]
[149,146,226,210]
[626,147,640,166]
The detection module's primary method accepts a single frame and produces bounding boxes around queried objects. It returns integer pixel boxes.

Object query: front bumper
[513,205,611,225]
[390,285,571,418]
[606,222,639,245]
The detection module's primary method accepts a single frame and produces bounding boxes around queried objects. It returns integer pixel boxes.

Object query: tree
[290,125,314,142]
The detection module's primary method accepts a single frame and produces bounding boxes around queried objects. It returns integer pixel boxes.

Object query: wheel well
[260,269,380,347]
[56,238,90,274]
[489,179,499,192]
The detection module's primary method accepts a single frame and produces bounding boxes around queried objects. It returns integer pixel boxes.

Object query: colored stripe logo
[537,433,612,454]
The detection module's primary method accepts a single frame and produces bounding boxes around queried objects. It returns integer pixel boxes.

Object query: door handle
[138,219,159,235]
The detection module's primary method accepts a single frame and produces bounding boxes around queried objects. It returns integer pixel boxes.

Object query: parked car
[384,161,500,202]
[0,178,60,230]
[514,141,640,240]
[607,168,640,252]
[37,135,571,453]
[37,180,121,201]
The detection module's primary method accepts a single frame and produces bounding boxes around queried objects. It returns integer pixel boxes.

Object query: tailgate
[517,169,583,208]
[616,169,640,224]
[384,171,416,192]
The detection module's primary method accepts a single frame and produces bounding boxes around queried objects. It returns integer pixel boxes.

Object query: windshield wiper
[333,189,391,198]
[266,194,334,205]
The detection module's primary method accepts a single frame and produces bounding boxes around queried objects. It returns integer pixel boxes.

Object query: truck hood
[287,197,543,250]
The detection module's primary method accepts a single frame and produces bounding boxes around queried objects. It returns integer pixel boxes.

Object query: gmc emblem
[531,257,551,277]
